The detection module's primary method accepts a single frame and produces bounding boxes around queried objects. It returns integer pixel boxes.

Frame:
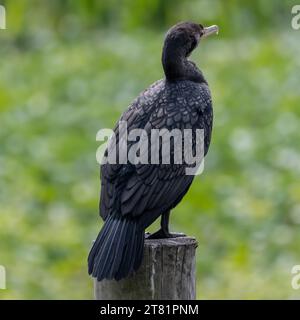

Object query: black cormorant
[88,22,218,281]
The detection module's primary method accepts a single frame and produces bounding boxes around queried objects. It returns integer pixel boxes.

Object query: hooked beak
[202,25,219,38]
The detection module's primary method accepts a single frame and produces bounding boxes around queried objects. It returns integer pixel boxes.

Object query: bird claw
[145,229,185,239]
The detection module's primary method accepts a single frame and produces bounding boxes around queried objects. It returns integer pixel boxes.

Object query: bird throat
[162,47,205,83]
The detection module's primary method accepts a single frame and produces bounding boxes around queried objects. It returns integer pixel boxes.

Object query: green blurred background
[0,0,300,299]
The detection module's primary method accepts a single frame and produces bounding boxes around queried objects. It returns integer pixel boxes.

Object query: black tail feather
[88,216,144,281]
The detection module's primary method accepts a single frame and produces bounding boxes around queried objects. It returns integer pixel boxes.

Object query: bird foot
[145,229,185,239]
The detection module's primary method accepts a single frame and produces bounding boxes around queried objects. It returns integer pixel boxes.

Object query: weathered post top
[94,236,198,300]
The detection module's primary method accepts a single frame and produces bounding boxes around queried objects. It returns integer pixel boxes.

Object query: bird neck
[162,46,206,83]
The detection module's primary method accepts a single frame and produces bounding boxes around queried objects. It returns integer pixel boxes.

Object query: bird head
[163,21,219,58]
[162,21,218,82]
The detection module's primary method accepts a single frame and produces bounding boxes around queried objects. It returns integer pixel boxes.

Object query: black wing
[99,80,213,227]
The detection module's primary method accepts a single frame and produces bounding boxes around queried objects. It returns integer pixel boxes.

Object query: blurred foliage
[0,0,296,37]
[0,0,300,299]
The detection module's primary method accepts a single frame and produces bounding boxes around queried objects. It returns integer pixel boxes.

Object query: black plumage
[88,22,217,281]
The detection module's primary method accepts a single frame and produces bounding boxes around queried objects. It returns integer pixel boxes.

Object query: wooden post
[94,236,198,300]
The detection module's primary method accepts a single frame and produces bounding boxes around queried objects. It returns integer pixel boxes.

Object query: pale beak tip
[203,25,219,38]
